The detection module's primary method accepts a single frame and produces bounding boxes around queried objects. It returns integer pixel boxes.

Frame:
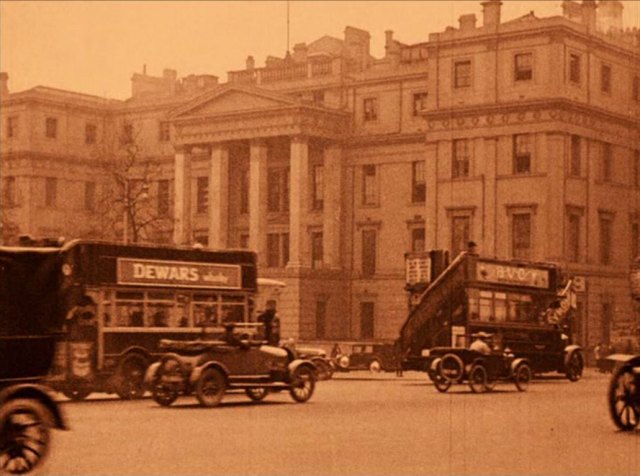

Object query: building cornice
[345,132,425,148]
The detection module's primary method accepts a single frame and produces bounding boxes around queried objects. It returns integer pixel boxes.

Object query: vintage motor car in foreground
[607,354,640,431]
[0,242,69,473]
[427,344,532,393]
[145,327,317,407]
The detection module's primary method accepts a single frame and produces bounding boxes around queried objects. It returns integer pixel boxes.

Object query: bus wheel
[62,387,92,401]
[115,355,148,400]
[0,398,51,475]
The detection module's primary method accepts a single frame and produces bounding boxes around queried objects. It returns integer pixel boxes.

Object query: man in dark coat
[257,300,279,345]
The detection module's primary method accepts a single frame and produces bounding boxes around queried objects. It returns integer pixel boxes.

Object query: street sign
[405,252,431,286]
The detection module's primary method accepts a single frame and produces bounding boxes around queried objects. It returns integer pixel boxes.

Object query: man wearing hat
[470,332,492,355]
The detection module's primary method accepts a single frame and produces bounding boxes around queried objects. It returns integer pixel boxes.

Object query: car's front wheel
[608,365,640,431]
[289,366,316,403]
[62,386,92,401]
[368,359,382,374]
[514,363,532,392]
[152,382,180,407]
[195,368,226,408]
[0,398,52,475]
[468,365,487,394]
[245,388,268,402]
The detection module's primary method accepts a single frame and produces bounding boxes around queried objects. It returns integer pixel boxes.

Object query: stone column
[288,136,310,269]
[173,146,191,245]
[249,139,268,266]
[208,144,229,249]
[323,144,343,269]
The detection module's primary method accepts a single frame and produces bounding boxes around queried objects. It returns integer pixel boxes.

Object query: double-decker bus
[398,252,584,380]
[8,240,258,400]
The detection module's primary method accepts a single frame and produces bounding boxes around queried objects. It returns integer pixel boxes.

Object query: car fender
[288,359,316,375]
[189,361,229,387]
[563,345,583,367]
[510,357,529,375]
[144,362,162,385]
[440,353,464,382]
[0,384,67,430]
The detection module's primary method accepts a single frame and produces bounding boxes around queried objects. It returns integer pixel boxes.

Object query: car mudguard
[288,359,316,375]
[510,357,529,375]
[143,362,162,386]
[189,361,229,387]
[440,353,464,382]
[0,384,67,430]
[563,345,583,367]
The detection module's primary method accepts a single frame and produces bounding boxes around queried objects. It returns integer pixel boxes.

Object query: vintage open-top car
[427,347,532,393]
[145,331,317,407]
[607,354,640,431]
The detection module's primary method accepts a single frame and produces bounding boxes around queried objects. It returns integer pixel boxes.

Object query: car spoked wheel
[152,358,182,407]
[196,368,226,408]
[514,363,532,392]
[429,359,451,393]
[0,399,51,475]
[62,386,92,402]
[115,356,148,400]
[245,388,268,402]
[608,365,640,431]
[440,353,464,383]
[368,359,382,374]
[565,352,584,382]
[289,366,316,403]
[468,365,487,393]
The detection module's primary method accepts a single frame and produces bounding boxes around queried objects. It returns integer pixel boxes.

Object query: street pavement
[42,370,639,476]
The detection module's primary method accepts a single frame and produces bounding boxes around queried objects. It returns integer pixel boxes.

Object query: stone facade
[1,0,639,350]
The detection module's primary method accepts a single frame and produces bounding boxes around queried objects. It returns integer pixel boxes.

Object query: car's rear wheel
[289,366,316,403]
[608,365,640,431]
[514,363,532,392]
[245,388,268,402]
[368,359,382,374]
[468,365,487,394]
[195,368,226,408]
[114,355,148,400]
[0,398,51,475]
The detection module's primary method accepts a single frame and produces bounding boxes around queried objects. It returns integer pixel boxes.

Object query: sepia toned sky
[1,0,638,100]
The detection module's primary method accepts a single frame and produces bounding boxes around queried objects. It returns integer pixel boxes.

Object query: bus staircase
[398,252,470,370]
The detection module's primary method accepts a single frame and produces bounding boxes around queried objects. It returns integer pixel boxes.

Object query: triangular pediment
[170,85,301,119]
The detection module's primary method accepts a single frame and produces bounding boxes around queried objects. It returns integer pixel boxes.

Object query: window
[454,60,471,88]
[412,92,428,116]
[2,177,15,207]
[266,232,289,268]
[84,181,95,211]
[6,116,17,138]
[45,117,57,139]
[601,296,613,344]
[44,177,57,207]
[315,301,327,339]
[312,165,324,210]
[360,302,375,339]
[362,229,377,277]
[567,212,581,262]
[363,98,378,121]
[570,135,581,177]
[601,64,612,93]
[452,139,470,178]
[362,164,378,206]
[411,227,425,253]
[239,233,250,249]
[85,123,97,144]
[513,134,532,174]
[635,151,640,188]
[514,53,533,81]
[569,54,581,84]
[311,231,323,269]
[632,76,639,102]
[196,176,209,214]
[599,213,613,265]
[240,168,249,214]
[632,221,640,260]
[121,123,134,145]
[157,179,170,217]
[602,142,612,181]
[159,122,170,142]
[267,167,290,212]
[512,213,531,259]
[193,232,208,247]
[467,289,538,324]
[451,216,470,257]
[411,161,426,203]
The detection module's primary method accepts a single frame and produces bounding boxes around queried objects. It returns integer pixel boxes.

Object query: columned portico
[288,136,310,269]
[323,144,343,269]
[208,144,229,249]
[173,146,191,245]
[249,139,268,265]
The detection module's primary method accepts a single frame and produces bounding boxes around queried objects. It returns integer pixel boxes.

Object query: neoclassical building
[1,0,639,350]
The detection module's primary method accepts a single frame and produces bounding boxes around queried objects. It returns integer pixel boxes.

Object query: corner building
[1,0,639,351]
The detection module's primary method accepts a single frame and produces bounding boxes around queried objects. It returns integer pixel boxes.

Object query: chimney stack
[0,72,8,96]
[481,0,502,30]
[459,14,477,31]
[246,55,255,70]
[582,0,597,32]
